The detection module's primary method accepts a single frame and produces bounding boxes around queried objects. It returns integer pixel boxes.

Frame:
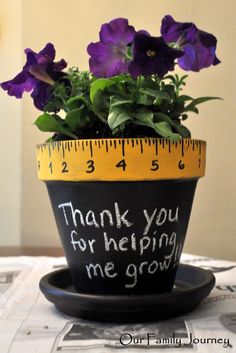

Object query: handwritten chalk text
[58,201,133,229]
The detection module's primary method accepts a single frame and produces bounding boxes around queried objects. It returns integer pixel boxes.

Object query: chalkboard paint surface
[40,264,215,322]
[46,179,197,295]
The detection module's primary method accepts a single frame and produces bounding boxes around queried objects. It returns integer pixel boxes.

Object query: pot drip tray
[39,264,215,322]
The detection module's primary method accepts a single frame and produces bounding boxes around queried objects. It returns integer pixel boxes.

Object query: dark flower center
[146,49,156,57]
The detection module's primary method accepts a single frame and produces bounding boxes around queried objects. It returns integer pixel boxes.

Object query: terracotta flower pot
[36,138,206,295]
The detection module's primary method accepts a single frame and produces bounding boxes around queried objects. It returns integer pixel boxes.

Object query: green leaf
[134,117,154,130]
[45,137,54,143]
[108,106,132,130]
[178,74,188,85]
[163,84,175,100]
[164,75,176,84]
[65,96,88,111]
[34,113,77,139]
[177,95,193,103]
[90,78,115,103]
[153,121,181,141]
[181,114,189,121]
[131,107,153,122]
[133,110,180,141]
[184,96,222,112]
[139,88,170,100]
[65,107,89,130]
[136,92,153,105]
[153,113,190,138]
[92,90,109,123]
[111,99,133,107]
[171,121,191,138]
[154,112,173,124]
[184,105,199,114]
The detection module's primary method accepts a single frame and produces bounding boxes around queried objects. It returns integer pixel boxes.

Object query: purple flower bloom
[1,43,67,110]
[161,15,220,72]
[128,33,183,78]
[87,18,136,77]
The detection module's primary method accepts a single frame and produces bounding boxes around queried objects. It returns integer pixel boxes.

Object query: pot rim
[37,137,206,149]
[36,137,206,182]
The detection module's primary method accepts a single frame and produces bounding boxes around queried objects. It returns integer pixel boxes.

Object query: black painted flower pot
[37,138,206,295]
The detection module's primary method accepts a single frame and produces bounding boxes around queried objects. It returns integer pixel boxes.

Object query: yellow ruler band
[36,138,206,181]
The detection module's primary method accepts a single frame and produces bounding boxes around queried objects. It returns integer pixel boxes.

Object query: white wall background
[0,0,22,246]
[0,0,235,260]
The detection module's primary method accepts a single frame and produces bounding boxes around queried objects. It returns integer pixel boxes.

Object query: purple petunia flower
[87,18,136,77]
[161,15,220,72]
[1,43,67,110]
[128,33,183,79]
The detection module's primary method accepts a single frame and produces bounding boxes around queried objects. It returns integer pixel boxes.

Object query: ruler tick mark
[89,140,93,158]
[48,145,51,158]
[121,140,125,157]
[181,140,184,157]
[155,139,158,156]
[140,140,143,154]
[168,140,171,153]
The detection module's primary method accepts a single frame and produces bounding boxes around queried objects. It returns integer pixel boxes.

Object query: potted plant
[1,16,220,316]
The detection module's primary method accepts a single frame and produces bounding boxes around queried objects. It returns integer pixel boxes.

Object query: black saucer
[39,264,215,322]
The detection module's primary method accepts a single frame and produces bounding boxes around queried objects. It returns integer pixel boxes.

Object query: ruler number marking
[178,160,185,170]
[86,160,95,173]
[62,161,69,173]
[49,161,53,174]
[150,160,159,171]
[116,159,126,171]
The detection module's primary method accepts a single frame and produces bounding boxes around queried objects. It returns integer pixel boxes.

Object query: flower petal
[1,71,36,98]
[161,15,220,71]
[88,42,128,77]
[87,18,137,77]
[31,82,52,111]
[161,15,197,44]
[53,59,67,72]
[129,34,182,78]
[1,42,66,109]
[178,42,217,71]
[38,42,56,61]
[100,18,135,44]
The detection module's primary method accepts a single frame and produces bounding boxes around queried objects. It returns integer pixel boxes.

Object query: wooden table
[0,246,64,257]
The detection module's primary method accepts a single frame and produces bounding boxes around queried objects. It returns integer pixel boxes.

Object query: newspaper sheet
[0,254,235,353]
